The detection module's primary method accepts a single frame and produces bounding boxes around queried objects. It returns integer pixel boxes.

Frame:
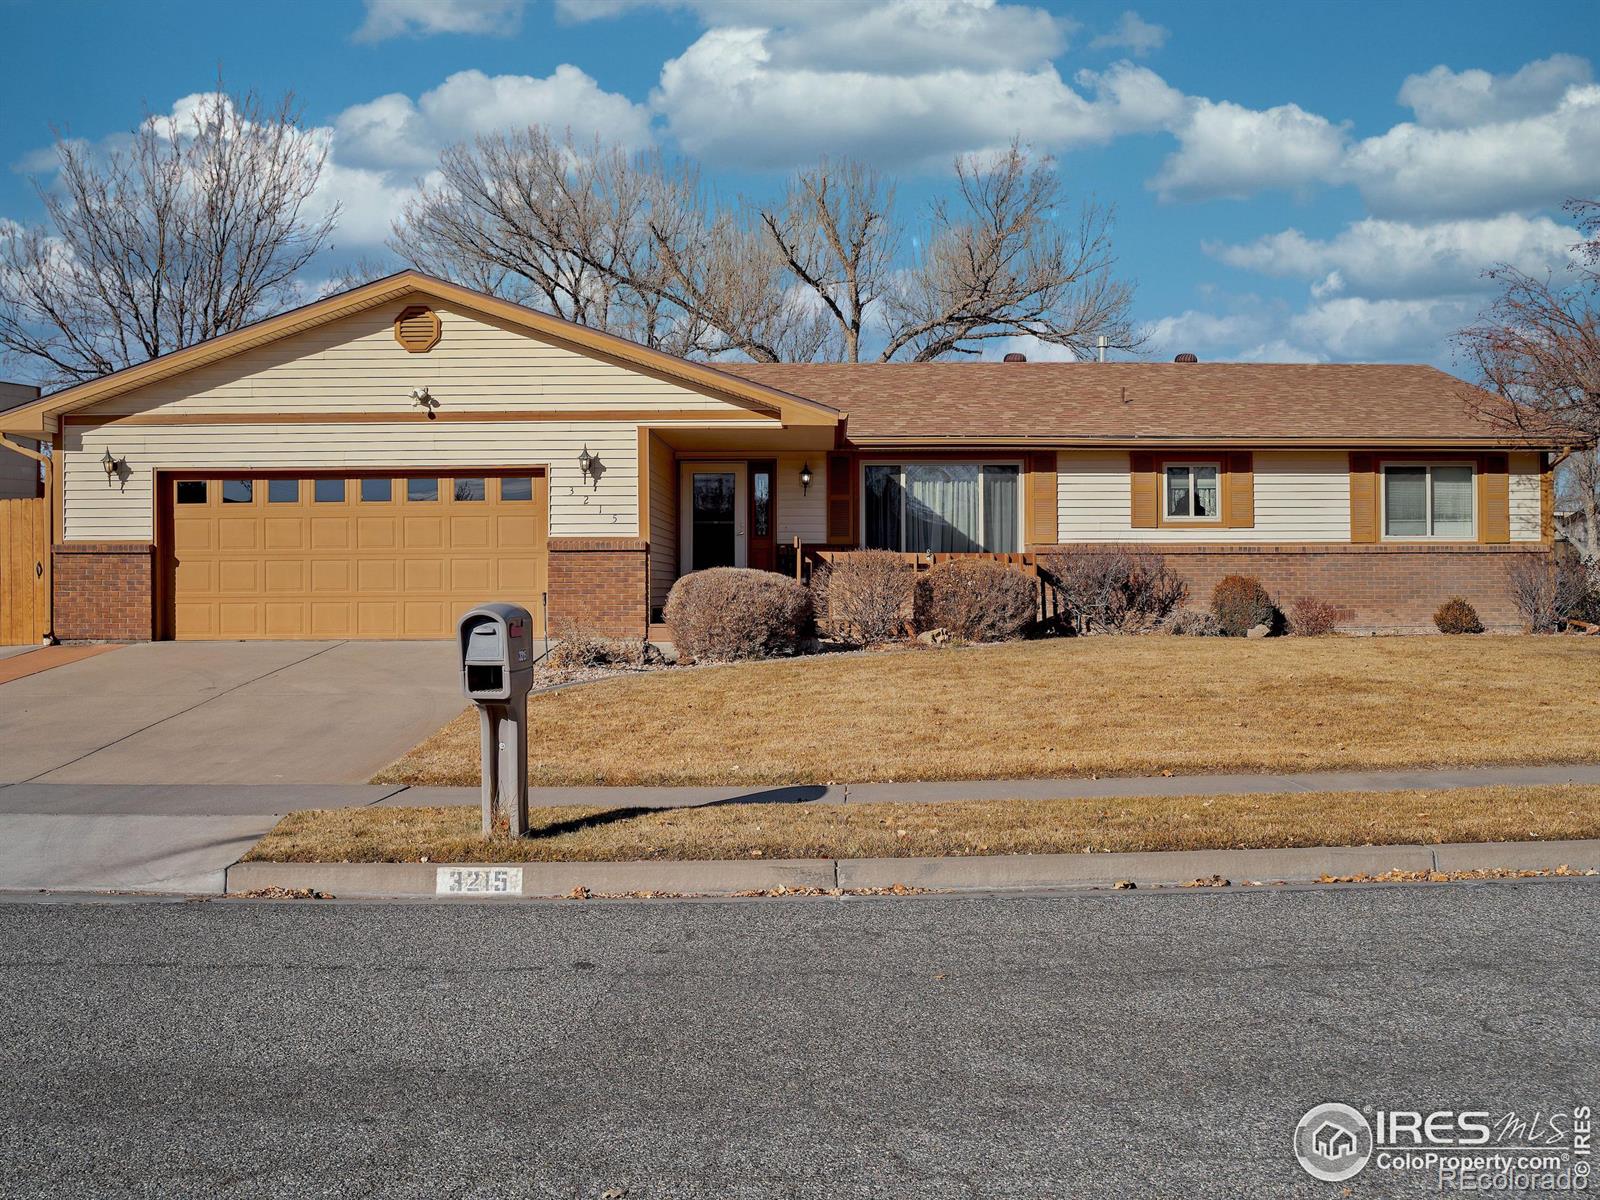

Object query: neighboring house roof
[720,361,1558,447]
[0,271,837,436]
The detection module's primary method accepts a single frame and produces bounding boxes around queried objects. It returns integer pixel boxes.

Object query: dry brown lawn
[245,784,1600,863]
[374,636,1600,787]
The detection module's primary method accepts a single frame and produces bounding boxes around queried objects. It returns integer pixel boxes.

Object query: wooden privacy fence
[0,497,49,645]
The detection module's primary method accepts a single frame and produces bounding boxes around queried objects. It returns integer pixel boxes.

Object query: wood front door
[748,460,776,572]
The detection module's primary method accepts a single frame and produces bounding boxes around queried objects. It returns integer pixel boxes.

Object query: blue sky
[3,0,1596,371]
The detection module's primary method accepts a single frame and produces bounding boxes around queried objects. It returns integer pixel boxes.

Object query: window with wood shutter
[826,452,855,544]
[1129,451,1158,528]
[393,305,442,352]
[1477,452,1509,543]
[1224,452,1254,529]
[1349,452,1378,542]
[1027,451,1058,545]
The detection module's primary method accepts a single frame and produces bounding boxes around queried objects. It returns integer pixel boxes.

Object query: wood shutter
[1224,451,1254,529]
[1540,453,1555,541]
[1349,452,1378,543]
[1129,451,1158,529]
[1478,452,1510,543]
[826,453,855,544]
[1027,451,1058,547]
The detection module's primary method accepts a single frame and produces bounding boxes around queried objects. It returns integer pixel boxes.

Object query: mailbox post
[457,603,536,837]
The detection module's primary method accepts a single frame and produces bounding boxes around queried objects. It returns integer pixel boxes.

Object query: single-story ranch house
[0,271,1569,642]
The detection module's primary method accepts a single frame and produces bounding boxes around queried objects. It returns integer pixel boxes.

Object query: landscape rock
[917,628,952,645]
[1246,623,1271,639]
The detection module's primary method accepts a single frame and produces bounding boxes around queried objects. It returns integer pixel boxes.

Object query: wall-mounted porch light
[800,462,813,495]
[100,448,126,479]
[577,445,601,488]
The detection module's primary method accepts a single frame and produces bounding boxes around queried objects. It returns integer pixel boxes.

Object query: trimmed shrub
[1287,596,1342,637]
[664,568,814,662]
[1211,574,1276,637]
[914,559,1038,643]
[815,551,916,645]
[547,625,656,670]
[1038,549,1188,634]
[1433,596,1484,635]
[1509,546,1598,633]
[1163,608,1224,637]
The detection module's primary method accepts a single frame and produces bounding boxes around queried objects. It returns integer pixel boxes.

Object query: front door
[680,462,747,574]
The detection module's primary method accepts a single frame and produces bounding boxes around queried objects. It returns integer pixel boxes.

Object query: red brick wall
[1032,542,1551,633]
[546,538,650,640]
[53,543,154,641]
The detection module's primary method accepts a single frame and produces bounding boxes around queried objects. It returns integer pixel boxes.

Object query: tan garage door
[166,471,547,640]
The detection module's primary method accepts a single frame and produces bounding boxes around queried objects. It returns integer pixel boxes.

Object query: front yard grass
[244,784,1600,864]
[373,636,1600,787]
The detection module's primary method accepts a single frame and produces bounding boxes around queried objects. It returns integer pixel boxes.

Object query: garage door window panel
[361,478,393,503]
[407,478,439,503]
[314,479,344,503]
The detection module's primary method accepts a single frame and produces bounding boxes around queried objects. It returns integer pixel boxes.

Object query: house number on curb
[435,866,522,895]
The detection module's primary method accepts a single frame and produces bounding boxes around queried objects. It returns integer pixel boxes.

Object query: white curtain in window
[906,464,980,553]
[982,466,1019,552]
[1431,465,1474,536]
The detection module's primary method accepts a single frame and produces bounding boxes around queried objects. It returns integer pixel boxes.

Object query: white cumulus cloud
[1089,11,1168,57]
[1151,98,1348,201]
[1398,53,1592,128]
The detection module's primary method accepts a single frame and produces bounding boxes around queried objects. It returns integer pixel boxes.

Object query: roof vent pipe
[1003,352,1027,362]
[1174,352,1199,363]
[1097,334,1107,363]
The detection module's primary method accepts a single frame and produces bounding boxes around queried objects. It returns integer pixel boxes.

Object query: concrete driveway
[0,641,473,893]
[1,640,467,785]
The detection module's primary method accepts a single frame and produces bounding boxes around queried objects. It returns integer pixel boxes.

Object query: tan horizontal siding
[63,421,643,542]
[85,301,752,417]
[1508,451,1542,542]
[775,452,826,546]
[1058,450,1351,543]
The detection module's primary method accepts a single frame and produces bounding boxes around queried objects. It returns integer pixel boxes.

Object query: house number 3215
[435,866,522,895]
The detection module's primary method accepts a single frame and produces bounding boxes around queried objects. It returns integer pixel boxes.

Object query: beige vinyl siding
[647,434,678,611]
[0,437,40,499]
[1058,450,1351,542]
[1509,451,1542,542]
[88,301,753,417]
[63,421,642,542]
[775,452,826,546]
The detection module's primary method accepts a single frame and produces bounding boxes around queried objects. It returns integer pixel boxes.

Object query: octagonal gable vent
[394,305,442,353]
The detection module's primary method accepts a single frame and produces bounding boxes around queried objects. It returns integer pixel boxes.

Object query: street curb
[224,838,1600,899]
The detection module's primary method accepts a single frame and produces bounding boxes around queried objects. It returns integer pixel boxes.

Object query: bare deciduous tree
[0,85,337,386]
[1459,196,1600,560]
[393,131,1140,363]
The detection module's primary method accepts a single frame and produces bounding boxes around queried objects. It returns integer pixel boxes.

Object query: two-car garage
[163,470,548,640]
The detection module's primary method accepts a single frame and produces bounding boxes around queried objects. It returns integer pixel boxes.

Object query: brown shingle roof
[717,362,1541,445]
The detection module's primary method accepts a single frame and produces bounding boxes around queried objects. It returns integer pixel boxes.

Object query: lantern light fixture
[577,445,600,487]
[800,462,813,495]
[100,448,126,478]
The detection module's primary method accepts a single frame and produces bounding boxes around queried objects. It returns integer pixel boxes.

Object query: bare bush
[1211,575,1276,637]
[1038,549,1187,634]
[1434,597,1484,635]
[664,568,814,663]
[815,551,916,645]
[1508,551,1593,632]
[1287,597,1343,637]
[914,559,1038,642]
[1163,609,1223,637]
[547,625,656,670]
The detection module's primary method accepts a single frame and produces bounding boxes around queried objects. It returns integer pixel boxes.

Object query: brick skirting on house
[1033,542,1552,633]
[53,542,154,641]
[546,537,650,640]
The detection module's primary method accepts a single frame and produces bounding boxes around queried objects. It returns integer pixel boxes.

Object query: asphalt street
[1,881,1595,1199]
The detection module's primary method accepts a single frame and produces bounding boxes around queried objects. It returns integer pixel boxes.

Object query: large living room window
[863,462,1021,554]
[1383,462,1474,538]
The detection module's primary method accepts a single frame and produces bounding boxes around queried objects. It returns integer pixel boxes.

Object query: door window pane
[1384,467,1428,536]
[453,477,486,501]
[314,478,344,503]
[864,465,903,551]
[906,464,980,553]
[1165,466,1192,517]
[501,476,533,501]
[175,480,207,504]
[1431,465,1474,536]
[407,477,439,502]
[221,479,252,504]
[752,470,771,538]
[267,479,298,503]
[982,465,1020,553]
[360,477,392,503]
[691,472,736,570]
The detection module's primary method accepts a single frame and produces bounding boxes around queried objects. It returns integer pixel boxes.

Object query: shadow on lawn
[525,785,830,842]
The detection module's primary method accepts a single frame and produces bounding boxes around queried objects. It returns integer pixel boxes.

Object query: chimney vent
[1003,352,1027,363]
[1174,352,1199,363]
